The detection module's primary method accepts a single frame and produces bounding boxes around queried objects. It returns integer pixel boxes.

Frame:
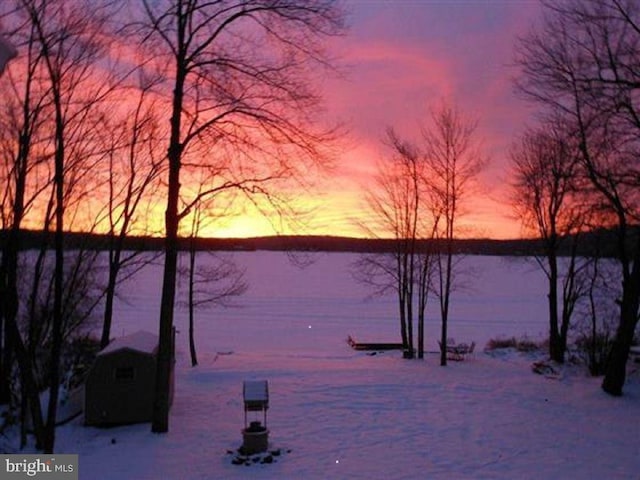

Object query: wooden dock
[347,336,404,351]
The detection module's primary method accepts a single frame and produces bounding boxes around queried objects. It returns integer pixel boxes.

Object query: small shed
[84,330,174,426]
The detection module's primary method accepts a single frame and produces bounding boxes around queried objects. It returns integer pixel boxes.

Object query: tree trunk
[152,142,180,432]
[558,240,581,365]
[152,2,189,428]
[398,295,408,354]
[153,233,178,433]
[0,119,34,404]
[548,252,562,363]
[406,284,414,359]
[101,246,122,349]
[417,257,429,360]
[440,257,449,365]
[439,311,448,366]
[417,311,424,360]
[188,243,198,367]
[440,240,453,367]
[0,321,10,405]
[7,319,45,449]
[559,309,570,362]
[0,43,38,404]
[0,225,22,405]
[27,212,52,362]
[0,197,46,446]
[397,254,408,352]
[602,241,640,395]
[43,110,66,454]
[152,52,185,432]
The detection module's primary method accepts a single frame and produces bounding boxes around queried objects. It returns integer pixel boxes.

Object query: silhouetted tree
[0,14,50,435]
[180,193,247,367]
[133,0,345,432]
[510,122,589,363]
[21,0,112,452]
[424,103,486,366]
[355,129,439,359]
[97,80,164,349]
[515,0,640,395]
[574,243,619,376]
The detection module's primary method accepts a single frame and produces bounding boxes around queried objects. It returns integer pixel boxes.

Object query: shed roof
[99,330,158,356]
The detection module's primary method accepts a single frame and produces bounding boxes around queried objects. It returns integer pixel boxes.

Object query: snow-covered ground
[29,253,640,478]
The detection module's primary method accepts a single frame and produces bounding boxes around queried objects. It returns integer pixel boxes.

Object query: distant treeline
[0,228,631,257]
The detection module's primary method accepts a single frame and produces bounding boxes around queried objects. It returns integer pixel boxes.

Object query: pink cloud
[311,1,544,238]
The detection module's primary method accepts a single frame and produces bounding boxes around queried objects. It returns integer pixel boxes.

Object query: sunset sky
[211,0,543,240]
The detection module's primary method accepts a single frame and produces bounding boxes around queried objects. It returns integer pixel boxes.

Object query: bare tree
[0,5,61,449]
[423,102,486,366]
[510,122,589,363]
[132,0,345,432]
[416,223,439,359]
[0,12,50,428]
[575,240,620,376]
[96,80,164,349]
[180,192,247,367]
[515,0,640,395]
[355,129,438,359]
[182,249,247,367]
[20,0,113,452]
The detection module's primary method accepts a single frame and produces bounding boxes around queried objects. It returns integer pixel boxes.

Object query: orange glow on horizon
[16,143,523,241]
[17,187,521,240]
[190,187,521,240]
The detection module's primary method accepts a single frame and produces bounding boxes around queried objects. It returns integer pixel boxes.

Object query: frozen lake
[110,252,549,356]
